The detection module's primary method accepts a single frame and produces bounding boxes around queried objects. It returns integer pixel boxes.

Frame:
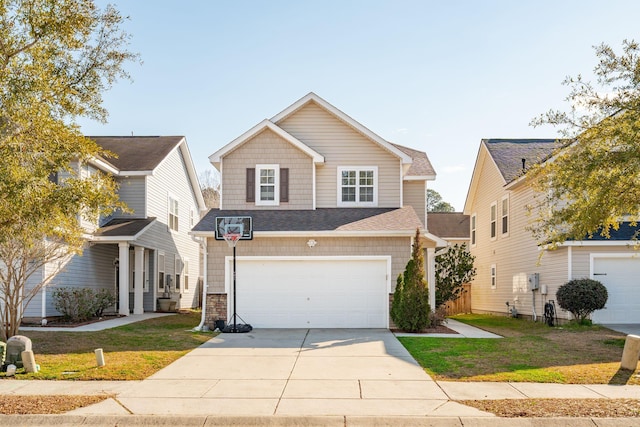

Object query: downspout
[193,236,208,331]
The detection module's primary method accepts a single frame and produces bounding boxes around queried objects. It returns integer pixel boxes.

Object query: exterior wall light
[307,239,317,248]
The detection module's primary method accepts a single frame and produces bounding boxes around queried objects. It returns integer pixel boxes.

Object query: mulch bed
[391,324,459,334]
[21,315,124,328]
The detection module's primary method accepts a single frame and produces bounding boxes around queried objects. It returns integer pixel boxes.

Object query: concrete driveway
[73,328,489,417]
[603,324,640,335]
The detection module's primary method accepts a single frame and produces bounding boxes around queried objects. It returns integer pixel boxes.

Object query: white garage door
[591,256,640,324]
[225,257,390,328]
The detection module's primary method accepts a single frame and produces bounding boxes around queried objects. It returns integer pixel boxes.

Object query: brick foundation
[205,293,227,328]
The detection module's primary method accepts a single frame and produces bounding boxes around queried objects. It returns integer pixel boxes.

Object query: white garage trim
[224,256,392,328]
[589,252,640,278]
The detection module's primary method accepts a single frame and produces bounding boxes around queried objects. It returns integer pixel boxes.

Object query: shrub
[428,305,448,328]
[435,243,476,308]
[52,287,116,322]
[556,278,608,325]
[390,228,430,332]
[94,288,117,317]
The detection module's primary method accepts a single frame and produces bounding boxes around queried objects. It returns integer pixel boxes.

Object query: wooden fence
[443,284,471,315]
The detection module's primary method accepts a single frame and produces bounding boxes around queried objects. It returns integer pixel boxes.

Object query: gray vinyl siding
[277,102,402,208]
[403,180,426,227]
[22,267,44,318]
[114,176,146,218]
[142,146,201,309]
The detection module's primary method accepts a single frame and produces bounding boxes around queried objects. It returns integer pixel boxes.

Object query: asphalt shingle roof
[391,143,436,177]
[484,139,559,183]
[90,136,183,171]
[193,207,423,233]
[582,222,640,241]
[93,218,156,238]
[427,212,470,239]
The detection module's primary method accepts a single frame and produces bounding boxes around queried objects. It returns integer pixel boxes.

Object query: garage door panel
[228,258,388,328]
[592,257,640,324]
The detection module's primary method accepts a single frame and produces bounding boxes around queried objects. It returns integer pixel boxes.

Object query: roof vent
[522,158,526,171]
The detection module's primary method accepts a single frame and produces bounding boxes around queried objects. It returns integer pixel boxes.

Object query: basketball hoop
[223,233,241,248]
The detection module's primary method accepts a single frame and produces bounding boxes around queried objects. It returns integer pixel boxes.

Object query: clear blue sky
[79,1,640,211]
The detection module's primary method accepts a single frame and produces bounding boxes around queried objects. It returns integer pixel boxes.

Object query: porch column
[118,242,130,316]
[427,247,436,312]
[133,246,144,315]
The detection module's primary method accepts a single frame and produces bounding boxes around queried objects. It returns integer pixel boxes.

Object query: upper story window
[490,202,497,240]
[256,164,279,206]
[337,166,378,207]
[168,195,179,232]
[471,213,477,247]
[501,195,509,236]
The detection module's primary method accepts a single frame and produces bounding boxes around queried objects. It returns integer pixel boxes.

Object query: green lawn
[10,311,215,380]
[398,314,635,384]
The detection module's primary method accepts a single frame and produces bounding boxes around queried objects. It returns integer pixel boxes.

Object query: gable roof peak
[271,92,413,165]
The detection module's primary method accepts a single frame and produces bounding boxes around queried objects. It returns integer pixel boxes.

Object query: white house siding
[221,128,314,210]
[115,176,147,218]
[205,236,411,293]
[277,102,402,208]
[467,152,570,319]
[403,180,426,227]
[142,146,201,309]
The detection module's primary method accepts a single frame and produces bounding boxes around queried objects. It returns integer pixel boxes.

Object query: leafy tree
[435,243,476,308]
[427,189,455,212]
[556,278,608,325]
[529,39,640,247]
[390,228,430,332]
[0,0,138,339]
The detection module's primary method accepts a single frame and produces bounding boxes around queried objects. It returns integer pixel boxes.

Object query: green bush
[52,287,116,322]
[391,228,430,332]
[556,278,608,325]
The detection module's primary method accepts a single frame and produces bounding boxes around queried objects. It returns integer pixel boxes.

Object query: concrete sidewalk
[2,327,640,425]
[19,313,173,332]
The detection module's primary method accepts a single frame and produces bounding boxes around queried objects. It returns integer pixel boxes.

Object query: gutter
[192,235,209,331]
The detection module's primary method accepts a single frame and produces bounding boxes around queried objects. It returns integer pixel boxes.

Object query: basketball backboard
[215,216,253,240]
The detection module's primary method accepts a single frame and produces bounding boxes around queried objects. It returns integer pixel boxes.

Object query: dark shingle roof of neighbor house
[193,207,424,233]
[427,212,469,239]
[391,143,436,177]
[90,136,183,171]
[581,222,640,241]
[484,139,559,183]
[93,218,156,238]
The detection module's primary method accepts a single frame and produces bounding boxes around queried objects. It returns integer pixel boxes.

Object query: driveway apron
[72,328,488,417]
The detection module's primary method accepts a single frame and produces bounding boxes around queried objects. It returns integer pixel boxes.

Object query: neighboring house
[464,138,640,324]
[427,212,470,247]
[192,92,448,328]
[24,136,206,321]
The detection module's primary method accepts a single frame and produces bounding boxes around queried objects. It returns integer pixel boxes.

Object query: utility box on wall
[528,273,540,290]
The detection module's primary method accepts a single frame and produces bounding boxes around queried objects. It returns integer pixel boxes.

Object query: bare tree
[199,169,221,209]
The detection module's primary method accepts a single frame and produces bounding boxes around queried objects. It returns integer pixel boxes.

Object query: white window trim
[501,195,509,237]
[470,213,477,247]
[175,256,182,292]
[490,264,497,289]
[158,251,165,291]
[168,193,179,233]
[337,166,379,207]
[183,258,190,292]
[255,164,280,206]
[490,201,497,241]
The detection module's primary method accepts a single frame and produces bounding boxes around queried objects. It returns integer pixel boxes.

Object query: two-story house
[464,138,640,324]
[24,136,205,322]
[192,93,449,329]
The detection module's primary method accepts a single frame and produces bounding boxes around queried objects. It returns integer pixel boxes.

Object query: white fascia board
[117,170,153,177]
[422,232,448,247]
[404,175,436,181]
[178,139,207,211]
[89,157,119,175]
[270,92,413,165]
[190,230,416,238]
[552,240,640,248]
[209,119,325,165]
